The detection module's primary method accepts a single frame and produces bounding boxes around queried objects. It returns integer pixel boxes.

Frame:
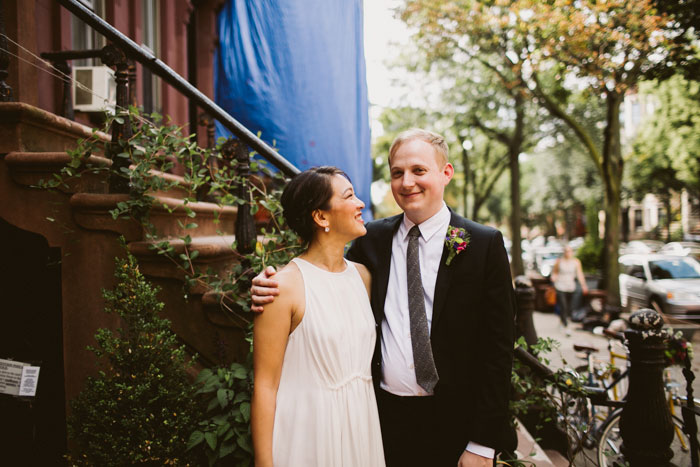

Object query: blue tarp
[215,0,372,219]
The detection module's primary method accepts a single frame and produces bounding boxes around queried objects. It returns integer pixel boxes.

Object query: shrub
[577,236,603,273]
[66,249,201,466]
[187,358,254,466]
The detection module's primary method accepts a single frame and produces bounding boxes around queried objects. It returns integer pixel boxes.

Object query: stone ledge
[0,102,109,153]
[5,151,111,192]
[70,193,238,238]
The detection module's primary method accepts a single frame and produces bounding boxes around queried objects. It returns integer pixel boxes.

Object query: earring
[324,227,330,233]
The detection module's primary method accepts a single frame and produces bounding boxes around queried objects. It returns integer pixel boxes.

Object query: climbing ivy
[40,107,304,465]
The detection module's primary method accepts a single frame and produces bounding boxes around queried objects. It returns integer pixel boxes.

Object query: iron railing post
[100,44,131,193]
[233,141,256,256]
[54,60,73,119]
[620,309,674,466]
[682,358,700,467]
[514,275,538,347]
[0,0,14,101]
[56,0,299,177]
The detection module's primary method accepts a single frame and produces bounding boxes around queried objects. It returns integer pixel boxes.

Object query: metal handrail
[56,0,299,177]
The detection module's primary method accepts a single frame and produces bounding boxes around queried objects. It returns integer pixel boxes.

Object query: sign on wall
[0,358,40,397]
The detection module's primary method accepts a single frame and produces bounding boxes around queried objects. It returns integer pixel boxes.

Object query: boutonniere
[445,225,470,266]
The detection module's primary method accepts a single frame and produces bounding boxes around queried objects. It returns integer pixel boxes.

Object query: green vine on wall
[38,107,304,316]
[39,108,304,465]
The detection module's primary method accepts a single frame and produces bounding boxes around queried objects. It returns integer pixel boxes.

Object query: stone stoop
[1,103,255,404]
[7,152,247,362]
[512,421,562,467]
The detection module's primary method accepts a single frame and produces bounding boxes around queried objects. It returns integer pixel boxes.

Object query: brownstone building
[0,0,254,463]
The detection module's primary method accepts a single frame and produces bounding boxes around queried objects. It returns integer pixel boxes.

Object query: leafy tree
[522,89,604,239]
[628,75,700,240]
[458,134,509,222]
[67,250,201,466]
[648,0,700,80]
[519,0,696,304]
[399,0,550,274]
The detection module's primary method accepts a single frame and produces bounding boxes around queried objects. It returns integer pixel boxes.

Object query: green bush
[577,236,603,273]
[187,359,254,466]
[67,249,201,466]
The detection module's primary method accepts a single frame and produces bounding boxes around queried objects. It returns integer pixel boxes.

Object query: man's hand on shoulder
[250,266,280,312]
[458,450,492,467]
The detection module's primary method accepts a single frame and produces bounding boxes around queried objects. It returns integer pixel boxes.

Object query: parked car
[658,242,700,261]
[533,245,564,278]
[619,254,700,320]
[619,240,664,255]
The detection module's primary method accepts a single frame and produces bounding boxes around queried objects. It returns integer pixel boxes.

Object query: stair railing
[0,0,12,101]
[41,0,301,262]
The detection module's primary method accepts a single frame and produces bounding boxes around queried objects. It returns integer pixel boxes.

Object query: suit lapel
[375,215,403,321]
[431,211,466,332]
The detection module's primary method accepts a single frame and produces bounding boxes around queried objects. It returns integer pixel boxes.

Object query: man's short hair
[388,128,449,166]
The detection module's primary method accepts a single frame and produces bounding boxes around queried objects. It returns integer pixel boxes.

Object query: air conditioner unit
[72,66,117,113]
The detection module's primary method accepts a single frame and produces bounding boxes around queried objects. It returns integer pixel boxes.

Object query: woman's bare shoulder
[261,261,303,312]
[274,261,305,294]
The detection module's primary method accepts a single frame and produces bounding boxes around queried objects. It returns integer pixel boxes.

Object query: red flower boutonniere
[445,225,470,266]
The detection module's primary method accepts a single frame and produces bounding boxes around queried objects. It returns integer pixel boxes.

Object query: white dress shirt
[380,203,495,459]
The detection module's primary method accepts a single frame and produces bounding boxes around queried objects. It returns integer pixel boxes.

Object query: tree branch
[531,72,603,173]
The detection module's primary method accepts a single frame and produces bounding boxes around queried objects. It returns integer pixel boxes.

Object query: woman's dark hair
[281,166,350,244]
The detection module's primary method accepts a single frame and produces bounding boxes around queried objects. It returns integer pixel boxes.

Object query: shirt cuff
[465,441,495,459]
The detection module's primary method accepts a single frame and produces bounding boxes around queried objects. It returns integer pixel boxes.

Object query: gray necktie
[407,225,439,393]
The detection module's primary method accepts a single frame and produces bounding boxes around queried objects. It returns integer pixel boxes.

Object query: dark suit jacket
[346,210,517,453]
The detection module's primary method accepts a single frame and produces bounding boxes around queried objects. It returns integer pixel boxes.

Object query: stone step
[5,151,111,193]
[0,102,110,153]
[5,151,193,200]
[128,234,239,283]
[70,193,237,239]
[512,420,561,467]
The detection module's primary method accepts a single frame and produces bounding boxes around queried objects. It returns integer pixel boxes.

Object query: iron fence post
[0,0,14,101]
[514,275,538,347]
[620,309,674,466]
[100,44,131,194]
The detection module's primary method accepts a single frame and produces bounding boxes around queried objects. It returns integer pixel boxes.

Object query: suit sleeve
[346,234,368,265]
[469,230,516,450]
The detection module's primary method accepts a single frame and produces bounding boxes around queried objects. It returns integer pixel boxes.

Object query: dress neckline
[294,257,350,275]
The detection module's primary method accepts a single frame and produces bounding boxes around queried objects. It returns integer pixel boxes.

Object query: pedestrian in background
[551,245,588,336]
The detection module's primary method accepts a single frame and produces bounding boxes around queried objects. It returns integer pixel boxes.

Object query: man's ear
[443,162,455,183]
[311,209,330,231]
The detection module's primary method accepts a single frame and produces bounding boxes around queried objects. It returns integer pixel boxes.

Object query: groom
[252,129,516,466]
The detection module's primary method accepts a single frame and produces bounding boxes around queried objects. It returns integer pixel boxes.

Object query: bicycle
[573,331,700,466]
[566,329,699,466]
[561,330,630,453]
[596,390,693,466]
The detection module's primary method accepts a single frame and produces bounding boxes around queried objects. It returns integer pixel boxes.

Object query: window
[71,0,106,66]
[142,0,161,113]
[649,259,700,280]
[634,209,643,231]
[627,264,645,279]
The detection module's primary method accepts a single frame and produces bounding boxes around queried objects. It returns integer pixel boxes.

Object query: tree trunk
[510,147,524,276]
[601,91,624,307]
[665,197,672,242]
[462,145,470,219]
[509,95,525,277]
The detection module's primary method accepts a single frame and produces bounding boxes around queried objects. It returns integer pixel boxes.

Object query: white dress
[271,258,385,467]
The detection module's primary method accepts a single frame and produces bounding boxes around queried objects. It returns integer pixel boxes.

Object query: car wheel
[650,298,665,315]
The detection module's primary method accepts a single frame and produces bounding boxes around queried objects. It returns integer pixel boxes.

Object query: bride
[251,166,385,467]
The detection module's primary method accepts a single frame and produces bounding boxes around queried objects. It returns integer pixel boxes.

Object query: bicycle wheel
[597,411,692,467]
